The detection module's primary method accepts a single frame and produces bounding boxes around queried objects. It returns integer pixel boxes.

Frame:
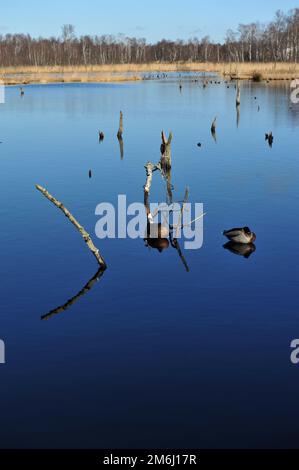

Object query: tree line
[0,9,299,67]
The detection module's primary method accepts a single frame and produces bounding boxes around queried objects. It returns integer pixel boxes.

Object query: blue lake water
[0,77,298,448]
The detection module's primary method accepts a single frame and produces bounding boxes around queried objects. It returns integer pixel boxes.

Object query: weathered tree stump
[117,111,123,139]
[118,135,124,159]
[144,162,156,195]
[117,111,124,158]
[160,131,172,169]
[236,81,241,106]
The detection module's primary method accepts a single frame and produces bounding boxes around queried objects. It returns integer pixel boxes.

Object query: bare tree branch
[36,184,107,269]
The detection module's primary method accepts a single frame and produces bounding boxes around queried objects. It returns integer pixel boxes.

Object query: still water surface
[0,76,298,448]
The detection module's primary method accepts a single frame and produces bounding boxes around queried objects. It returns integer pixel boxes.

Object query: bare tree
[0,11,299,67]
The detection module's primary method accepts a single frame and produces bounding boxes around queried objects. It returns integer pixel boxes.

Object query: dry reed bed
[0,62,298,84]
[1,72,142,85]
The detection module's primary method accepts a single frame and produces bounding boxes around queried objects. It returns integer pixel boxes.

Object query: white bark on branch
[36,184,107,269]
[144,162,157,194]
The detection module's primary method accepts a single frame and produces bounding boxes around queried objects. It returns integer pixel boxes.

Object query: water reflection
[236,104,240,128]
[41,268,105,320]
[145,235,169,252]
[223,241,256,259]
[211,117,217,142]
[0,77,298,448]
[117,135,124,159]
[143,148,190,272]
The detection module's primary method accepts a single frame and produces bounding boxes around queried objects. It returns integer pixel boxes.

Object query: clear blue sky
[1,0,297,43]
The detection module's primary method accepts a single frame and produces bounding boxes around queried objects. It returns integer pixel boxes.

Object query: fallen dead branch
[36,184,107,269]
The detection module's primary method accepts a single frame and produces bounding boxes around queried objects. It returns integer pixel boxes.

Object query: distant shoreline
[1,62,298,85]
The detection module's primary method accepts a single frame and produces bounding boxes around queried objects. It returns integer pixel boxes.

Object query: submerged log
[36,184,107,269]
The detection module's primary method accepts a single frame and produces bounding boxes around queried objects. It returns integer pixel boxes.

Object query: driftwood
[41,268,105,320]
[160,131,172,169]
[36,185,107,269]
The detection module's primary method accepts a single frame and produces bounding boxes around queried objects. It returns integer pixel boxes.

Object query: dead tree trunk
[118,135,124,159]
[236,81,241,106]
[160,131,172,169]
[117,111,123,139]
[144,162,156,195]
[117,111,124,158]
[36,185,107,269]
